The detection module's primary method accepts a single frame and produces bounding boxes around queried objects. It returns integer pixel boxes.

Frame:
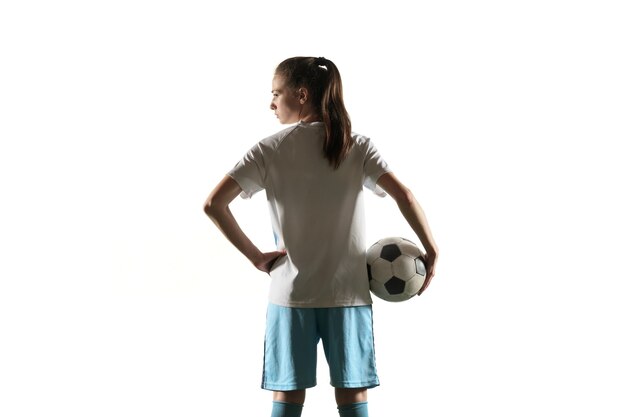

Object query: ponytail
[317,57,353,169]
[275,57,353,169]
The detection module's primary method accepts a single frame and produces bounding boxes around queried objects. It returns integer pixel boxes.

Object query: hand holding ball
[366,237,427,302]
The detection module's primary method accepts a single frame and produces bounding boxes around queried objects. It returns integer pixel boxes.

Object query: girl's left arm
[204,175,285,273]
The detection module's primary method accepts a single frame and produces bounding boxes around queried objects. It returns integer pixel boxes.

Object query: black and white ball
[366,237,427,302]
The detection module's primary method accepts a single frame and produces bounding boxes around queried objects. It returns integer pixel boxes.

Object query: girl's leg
[271,390,305,417]
[335,388,369,417]
[335,387,366,405]
[273,389,306,404]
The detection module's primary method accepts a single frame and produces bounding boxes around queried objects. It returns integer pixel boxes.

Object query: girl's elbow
[395,187,416,206]
[203,198,219,218]
[203,177,240,218]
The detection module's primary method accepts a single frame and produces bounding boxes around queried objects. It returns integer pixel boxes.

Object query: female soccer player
[204,56,438,417]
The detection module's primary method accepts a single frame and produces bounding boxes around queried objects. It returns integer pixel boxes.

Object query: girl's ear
[298,87,308,104]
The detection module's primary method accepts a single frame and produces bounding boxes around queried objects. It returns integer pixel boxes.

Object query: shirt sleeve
[228,143,266,199]
[362,138,391,197]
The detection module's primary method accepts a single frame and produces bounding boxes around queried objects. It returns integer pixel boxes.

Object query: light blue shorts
[261,303,380,391]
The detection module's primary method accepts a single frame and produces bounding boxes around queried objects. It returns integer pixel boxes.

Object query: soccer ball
[366,237,427,302]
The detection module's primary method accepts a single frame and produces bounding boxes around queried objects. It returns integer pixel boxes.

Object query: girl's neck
[300,112,322,123]
[297,102,320,123]
[299,115,321,123]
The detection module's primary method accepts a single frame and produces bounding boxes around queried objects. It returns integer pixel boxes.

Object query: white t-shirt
[228,121,390,307]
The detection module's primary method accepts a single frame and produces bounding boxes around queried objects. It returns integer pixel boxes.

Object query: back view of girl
[204,56,438,417]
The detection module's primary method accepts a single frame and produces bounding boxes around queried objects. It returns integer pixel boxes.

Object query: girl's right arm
[204,175,286,273]
[376,172,439,295]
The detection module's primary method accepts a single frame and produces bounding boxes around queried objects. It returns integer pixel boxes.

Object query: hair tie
[315,56,328,69]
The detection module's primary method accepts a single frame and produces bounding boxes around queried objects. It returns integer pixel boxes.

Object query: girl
[204,56,438,417]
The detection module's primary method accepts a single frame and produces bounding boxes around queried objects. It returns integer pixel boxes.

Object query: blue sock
[337,401,369,417]
[271,401,303,417]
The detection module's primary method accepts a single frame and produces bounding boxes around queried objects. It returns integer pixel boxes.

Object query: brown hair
[275,57,353,169]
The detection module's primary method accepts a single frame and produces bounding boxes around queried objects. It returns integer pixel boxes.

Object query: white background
[1,1,625,416]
